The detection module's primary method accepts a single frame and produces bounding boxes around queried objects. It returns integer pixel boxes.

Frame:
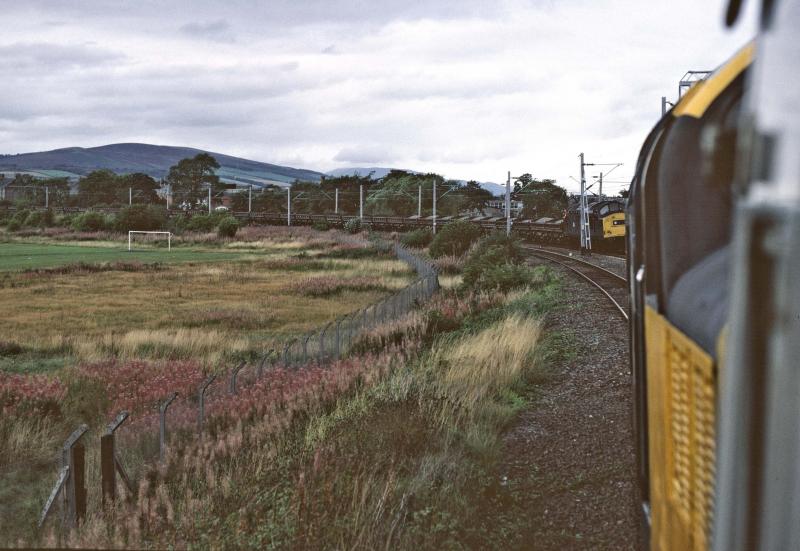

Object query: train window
[599,205,610,216]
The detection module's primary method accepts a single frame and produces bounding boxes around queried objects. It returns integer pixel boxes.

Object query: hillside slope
[0,143,323,187]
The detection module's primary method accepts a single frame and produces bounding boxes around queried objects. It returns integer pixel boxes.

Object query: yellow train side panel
[645,306,716,551]
[602,212,626,238]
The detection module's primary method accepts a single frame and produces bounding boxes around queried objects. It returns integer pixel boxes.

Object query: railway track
[523,246,629,320]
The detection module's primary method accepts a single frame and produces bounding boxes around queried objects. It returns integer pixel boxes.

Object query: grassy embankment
[52,232,567,549]
[0,226,413,544]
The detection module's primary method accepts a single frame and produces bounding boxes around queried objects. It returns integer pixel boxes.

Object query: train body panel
[627,38,755,551]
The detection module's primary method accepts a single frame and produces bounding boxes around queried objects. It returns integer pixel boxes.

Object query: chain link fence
[38,240,439,531]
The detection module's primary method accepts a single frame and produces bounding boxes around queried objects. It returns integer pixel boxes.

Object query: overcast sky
[0,0,757,192]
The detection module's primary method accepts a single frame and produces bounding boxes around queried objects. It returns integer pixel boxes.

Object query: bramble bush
[217,216,239,238]
[312,220,330,231]
[462,232,532,291]
[344,217,362,234]
[71,211,109,232]
[182,212,229,232]
[400,228,433,248]
[114,205,168,232]
[429,220,483,258]
[24,210,54,228]
[10,209,30,226]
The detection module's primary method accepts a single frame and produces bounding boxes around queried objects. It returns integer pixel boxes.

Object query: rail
[525,248,629,320]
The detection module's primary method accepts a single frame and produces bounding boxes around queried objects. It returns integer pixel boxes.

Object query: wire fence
[37,241,439,532]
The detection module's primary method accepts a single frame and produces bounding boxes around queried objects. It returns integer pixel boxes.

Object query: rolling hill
[0,143,324,188]
[0,144,505,194]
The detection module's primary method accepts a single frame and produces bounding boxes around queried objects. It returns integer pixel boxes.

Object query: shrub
[217,216,239,238]
[10,209,30,226]
[0,341,23,356]
[471,263,535,292]
[400,228,433,248]
[24,210,53,228]
[184,212,227,232]
[429,220,483,258]
[312,220,330,231]
[432,255,464,275]
[57,213,76,227]
[462,233,526,290]
[343,217,362,234]
[72,211,108,232]
[114,205,167,232]
[6,219,20,232]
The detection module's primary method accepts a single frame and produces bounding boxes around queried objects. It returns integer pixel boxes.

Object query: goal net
[128,231,172,251]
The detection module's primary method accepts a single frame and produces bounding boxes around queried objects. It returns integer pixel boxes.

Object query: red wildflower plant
[78,360,206,416]
[0,372,66,418]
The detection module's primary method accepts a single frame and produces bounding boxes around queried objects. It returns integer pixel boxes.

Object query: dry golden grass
[0,254,412,366]
[440,314,542,407]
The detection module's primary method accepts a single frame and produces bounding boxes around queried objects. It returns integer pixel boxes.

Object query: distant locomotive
[562,197,626,246]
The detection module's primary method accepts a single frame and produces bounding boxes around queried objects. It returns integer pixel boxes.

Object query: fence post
[198,375,216,435]
[302,333,311,364]
[61,424,88,528]
[348,313,355,350]
[283,339,295,367]
[159,392,178,461]
[256,350,272,379]
[319,322,331,364]
[335,318,342,360]
[101,411,129,507]
[229,361,245,395]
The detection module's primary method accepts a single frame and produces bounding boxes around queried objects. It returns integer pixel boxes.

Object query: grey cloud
[179,19,235,42]
[0,0,758,186]
[13,0,505,28]
[0,42,124,72]
[333,146,392,164]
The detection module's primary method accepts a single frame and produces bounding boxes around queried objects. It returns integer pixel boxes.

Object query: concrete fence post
[319,322,332,364]
[198,375,216,435]
[229,361,245,395]
[302,333,311,364]
[101,411,130,507]
[256,350,273,379]
[335,318,342,361]
[159,393,178,461]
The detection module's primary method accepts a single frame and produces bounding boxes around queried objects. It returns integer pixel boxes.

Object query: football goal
[128,231,172,251]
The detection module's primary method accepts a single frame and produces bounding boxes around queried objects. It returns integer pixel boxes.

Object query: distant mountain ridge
[0,143,323,188]
[0,144,504,195]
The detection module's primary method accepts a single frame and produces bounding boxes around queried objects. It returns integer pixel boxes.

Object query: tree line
[2,154,573,220]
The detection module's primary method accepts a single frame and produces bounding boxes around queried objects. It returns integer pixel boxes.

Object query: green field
[0,242,251,271]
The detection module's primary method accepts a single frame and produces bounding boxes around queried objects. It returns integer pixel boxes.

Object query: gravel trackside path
[491,260,643,550]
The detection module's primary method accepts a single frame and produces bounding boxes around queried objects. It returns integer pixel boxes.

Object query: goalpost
[128,231,172,252]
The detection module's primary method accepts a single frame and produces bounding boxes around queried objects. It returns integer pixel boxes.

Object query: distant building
[484,199,523,217]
